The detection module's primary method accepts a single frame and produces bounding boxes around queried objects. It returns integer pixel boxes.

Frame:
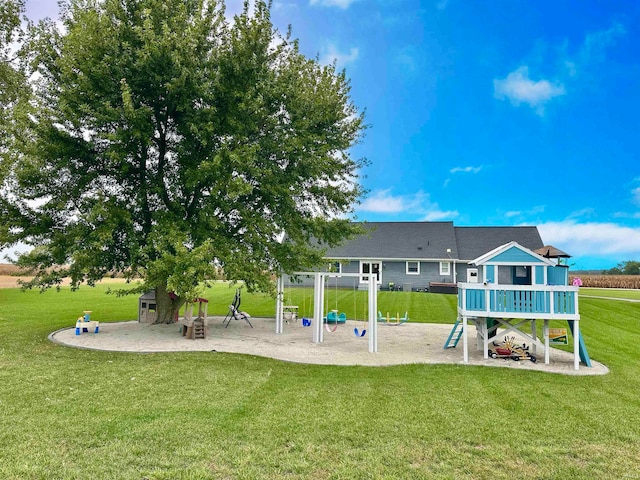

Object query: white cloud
[580,22,626,64]
[503,205,544,219]
[537,221,640,258]
[450,166,482,174]
[309,0,359,8]
[494,66,565,115]
[436,0,450,10]
[632,187,640,206]
[359,189,406,213]
[423,209,459,221]
[319,43,359,68]
[495,23,626,116]
[358,189,458,221]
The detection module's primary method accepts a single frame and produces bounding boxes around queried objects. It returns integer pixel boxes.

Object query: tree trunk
[154,283,185,324]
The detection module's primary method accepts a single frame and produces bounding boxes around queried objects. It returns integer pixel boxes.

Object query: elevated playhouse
[445,241,591,370]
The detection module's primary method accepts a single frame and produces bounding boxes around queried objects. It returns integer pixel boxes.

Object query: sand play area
[49,316,609,376]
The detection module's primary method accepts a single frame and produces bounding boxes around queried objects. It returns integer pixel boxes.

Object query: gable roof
[454,226,543,261]
[321,222,549,261]
[470,241,555,266]
[323,222,457,260]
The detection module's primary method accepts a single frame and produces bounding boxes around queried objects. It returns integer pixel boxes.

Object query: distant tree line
[605,261,640,276]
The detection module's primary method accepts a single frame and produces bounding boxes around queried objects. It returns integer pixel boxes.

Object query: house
[296,221,546,291]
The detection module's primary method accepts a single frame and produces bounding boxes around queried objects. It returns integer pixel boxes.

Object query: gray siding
[283,260,459,291]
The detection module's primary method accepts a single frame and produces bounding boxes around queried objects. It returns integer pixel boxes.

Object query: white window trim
[406,261,420,275]
[359,261,382,284]
[439,261,451,276]
[328,261,342,274]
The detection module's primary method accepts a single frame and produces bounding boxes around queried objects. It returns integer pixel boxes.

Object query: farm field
[571,274,640,289]
[1,284,640,479]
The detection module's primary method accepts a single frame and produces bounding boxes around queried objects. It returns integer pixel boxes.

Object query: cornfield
[0,264,26,276]
[570,274,640,289]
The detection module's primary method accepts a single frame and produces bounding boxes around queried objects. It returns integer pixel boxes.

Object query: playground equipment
[75,311,99,335]
[275,271,378,353]
[180,297,209,339]
[386,312,409,325]
[488,336,537,363]
[376,311,409,325]
[223,288,252,328]
[353,280,367,337]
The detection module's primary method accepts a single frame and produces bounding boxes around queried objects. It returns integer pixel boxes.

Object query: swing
[301,281,312,327]
[353,279,367,337]
[324,276,342,332]
[325,319,338,333]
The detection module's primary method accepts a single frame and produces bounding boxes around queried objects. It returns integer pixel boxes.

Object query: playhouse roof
[534,245,571,258]
[454,226,543,260]
[469,241,556,266]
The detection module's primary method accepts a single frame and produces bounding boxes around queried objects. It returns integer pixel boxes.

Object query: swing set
[321,276,368,337]
[275,271,379,353]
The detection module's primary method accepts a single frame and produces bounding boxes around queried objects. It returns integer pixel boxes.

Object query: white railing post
[574,319,580,370]
[368,274,378,353]
[463,315,468,363]
[276,275,284,334]
[485,286,490,316]
[313,272,323,343]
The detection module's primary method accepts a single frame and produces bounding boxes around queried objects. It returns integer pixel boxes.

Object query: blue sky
[18,0,640,270]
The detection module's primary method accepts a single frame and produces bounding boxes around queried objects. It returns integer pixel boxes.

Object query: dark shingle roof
[318,222,545,262]
[454,226,543,261]
[324,222,458,260]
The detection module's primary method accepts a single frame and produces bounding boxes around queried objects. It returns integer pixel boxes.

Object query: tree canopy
[1,0,32,251]
[605,261,640,276]
[1,0,367,322]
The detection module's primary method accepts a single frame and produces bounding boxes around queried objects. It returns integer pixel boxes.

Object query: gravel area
[50,317,609,375]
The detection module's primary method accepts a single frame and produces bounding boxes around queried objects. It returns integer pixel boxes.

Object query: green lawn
[1,283,639,479]
[579,287,640,300]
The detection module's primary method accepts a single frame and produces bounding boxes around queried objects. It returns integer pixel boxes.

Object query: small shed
[139,291,157,323]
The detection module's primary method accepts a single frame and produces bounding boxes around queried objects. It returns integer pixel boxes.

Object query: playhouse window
[406,261,420,275]
[439,262,451,276]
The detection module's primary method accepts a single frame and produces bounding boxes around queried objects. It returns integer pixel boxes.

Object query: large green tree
[2,0,366,322]
[1,0,30,249]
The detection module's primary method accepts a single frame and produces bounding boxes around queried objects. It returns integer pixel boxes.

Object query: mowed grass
[579,287,640,300]
[1,284,640,479]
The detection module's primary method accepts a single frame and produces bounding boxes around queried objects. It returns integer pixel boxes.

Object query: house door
[512,266,531,285]
[360,261,381,284]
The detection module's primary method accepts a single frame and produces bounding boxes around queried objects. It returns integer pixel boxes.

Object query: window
[467,268,478,283]
[406,261,420,275]
[328,261,342,274]
[439,261,451,276]
[360,261,381,284]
